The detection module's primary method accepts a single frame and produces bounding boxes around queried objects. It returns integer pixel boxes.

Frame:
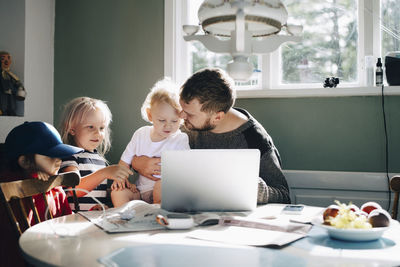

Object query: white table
[19,204,400,267]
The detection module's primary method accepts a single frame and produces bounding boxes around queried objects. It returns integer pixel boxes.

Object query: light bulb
[227,56,253,81]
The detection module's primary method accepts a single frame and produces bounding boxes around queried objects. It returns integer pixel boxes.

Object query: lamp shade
[198,0,288,37]
[183,0,302,81]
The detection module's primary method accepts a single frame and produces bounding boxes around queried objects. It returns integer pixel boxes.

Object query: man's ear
[211,111,225,124]
[17,155,30,170]
[146,108,153,122]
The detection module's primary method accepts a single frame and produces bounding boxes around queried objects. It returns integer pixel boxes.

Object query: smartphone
[281,204,304,215]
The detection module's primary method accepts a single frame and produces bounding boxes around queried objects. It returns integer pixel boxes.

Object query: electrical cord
[45,188,106,237]
[381,84,391,211]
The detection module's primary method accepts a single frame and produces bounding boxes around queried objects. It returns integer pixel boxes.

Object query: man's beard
[184,117,216,131]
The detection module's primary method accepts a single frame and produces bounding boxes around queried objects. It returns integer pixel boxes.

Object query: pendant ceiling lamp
[183,0,302,81]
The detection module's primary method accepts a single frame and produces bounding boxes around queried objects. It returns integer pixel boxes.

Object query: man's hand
[132,155,161,181]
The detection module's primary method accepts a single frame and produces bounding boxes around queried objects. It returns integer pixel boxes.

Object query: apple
[360,201,382,214]
[368,209,391,227]
[323,204,340,224]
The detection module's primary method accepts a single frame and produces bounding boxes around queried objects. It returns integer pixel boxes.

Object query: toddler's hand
[111,180,128,191]
[103,164,133,182]
[128,183,139,193]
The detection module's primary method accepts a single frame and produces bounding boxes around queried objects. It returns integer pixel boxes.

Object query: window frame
[164,0,400,98]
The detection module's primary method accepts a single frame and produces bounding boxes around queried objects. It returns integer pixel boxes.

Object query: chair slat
[42,192,53,220]
[1,196,22,235]
[390,175,400,219]
[393,192,399,219]
[72,187,80,212]
[28,197,41,225]
[18,198,31,230]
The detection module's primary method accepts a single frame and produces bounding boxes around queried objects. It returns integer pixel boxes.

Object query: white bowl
[318,223,389,242]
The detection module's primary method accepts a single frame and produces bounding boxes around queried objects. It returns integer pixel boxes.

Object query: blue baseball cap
[5,121,83,160]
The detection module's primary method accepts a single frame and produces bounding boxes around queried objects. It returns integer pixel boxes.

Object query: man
[133,68,290,204]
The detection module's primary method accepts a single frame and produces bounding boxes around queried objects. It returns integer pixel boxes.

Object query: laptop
[161,149,260,212]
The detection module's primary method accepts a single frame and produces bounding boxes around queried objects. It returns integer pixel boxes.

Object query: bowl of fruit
[316,201,393,242]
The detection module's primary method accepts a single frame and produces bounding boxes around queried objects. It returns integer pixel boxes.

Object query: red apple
[368,209,391,227]
[323,204,340,224]
[360,202,382,214]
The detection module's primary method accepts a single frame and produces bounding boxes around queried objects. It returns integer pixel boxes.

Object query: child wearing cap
[59,97,133,211]
[1,121,83,221]
[0,121,83,266]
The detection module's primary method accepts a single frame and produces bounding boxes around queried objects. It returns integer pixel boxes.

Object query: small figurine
[323,77,340,88]
[0,51,27,116]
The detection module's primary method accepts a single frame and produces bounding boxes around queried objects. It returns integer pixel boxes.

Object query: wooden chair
[0,171,80,236]
[390,175,400,219]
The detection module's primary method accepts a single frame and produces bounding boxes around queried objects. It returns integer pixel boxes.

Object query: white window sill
[236,86,400,99]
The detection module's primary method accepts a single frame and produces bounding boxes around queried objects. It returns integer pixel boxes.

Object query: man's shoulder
[233,107,251,119]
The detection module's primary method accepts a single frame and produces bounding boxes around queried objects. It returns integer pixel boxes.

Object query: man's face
[179,98,216,131]
[0,53,11,70]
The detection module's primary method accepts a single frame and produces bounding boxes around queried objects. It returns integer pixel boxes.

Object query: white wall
[0,0,55,142]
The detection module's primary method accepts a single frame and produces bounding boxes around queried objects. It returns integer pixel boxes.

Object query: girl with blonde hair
[59,97,132,210]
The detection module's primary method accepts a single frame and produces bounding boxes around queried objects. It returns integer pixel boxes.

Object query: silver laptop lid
[161,149,260,212]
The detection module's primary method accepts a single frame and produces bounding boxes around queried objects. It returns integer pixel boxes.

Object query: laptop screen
[161,149,260,212]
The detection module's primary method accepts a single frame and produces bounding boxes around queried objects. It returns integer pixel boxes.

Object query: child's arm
[61,165,133,197]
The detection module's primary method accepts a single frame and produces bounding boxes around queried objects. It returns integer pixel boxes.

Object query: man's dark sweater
[184,108,290,204]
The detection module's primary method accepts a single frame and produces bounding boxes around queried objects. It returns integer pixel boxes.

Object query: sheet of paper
[188,225,307,246]
[219,216,312,235]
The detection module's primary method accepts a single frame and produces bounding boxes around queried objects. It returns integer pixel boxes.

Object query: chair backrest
[390,175,400,219]
[0,171,80,236]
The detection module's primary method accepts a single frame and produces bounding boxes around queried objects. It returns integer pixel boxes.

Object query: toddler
[59,97,132,210]
[112,78,189,206]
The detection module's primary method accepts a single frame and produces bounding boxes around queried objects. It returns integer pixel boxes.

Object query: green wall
[54,1,400,173]
[237,96,400,172]
[54,0,164,163]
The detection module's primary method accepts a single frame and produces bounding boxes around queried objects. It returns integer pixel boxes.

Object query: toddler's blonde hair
[59,97,112,156]
[141,78,181,123]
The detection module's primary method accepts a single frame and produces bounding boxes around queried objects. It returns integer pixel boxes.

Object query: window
[165,0,400,98]
[381,0,400,58]
[184,0,262,90]
[281,0,358,85]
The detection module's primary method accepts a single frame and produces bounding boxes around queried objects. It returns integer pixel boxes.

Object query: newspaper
[79,200,167,232]
[79,200,248,233]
